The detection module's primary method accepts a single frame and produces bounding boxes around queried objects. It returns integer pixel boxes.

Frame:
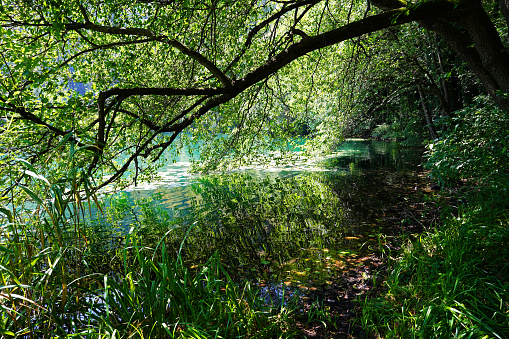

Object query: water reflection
[92,140,425,288]
[321,140,423,171]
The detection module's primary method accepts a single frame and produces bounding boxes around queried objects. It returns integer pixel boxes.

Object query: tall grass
[86,237,299,338]
[0,163,300,338]
[361,203,509,338]
[0,158,93,337]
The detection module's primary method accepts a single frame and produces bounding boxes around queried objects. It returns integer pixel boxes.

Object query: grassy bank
[0,220,300,338]
[3,181,507,338]
[361,188,509,336]
[362,217,509,337]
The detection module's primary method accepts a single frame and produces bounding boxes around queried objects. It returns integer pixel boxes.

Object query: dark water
[93,140,426,289]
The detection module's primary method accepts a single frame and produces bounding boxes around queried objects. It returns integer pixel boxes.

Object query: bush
[426,103,509,188]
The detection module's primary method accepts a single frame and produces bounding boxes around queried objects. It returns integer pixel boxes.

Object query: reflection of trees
[323,141,423,171]
[182,172,349,268]
[93,144,425,283]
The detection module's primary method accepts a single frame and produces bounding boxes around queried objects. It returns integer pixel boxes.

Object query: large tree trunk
[368,0,509,111]
[421,0,509,111]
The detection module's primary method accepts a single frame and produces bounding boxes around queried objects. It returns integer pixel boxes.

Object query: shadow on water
[90,140,427,297]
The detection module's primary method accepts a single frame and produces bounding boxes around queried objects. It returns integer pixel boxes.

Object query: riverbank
[295,171,443,337]
[2,139,506,338]
[359,182,509,338]
[296,172,509,339]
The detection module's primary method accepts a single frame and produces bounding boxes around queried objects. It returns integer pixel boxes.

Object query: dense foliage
[1,0,509,188]
[427,100,509,187]
[1,0,509,338]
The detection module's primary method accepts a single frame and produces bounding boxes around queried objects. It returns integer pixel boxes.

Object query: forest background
[0,0,508,337]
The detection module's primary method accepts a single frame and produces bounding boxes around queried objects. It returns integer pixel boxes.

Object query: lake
[90,139,427,294]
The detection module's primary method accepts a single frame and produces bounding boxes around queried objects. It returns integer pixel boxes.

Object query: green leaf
[0,207,13,223]
[0,329,15,336]
[23,170,50,185]
[16,158,36,172]
[20,185,43,204]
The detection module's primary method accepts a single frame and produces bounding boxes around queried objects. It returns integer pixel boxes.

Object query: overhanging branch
[101,86,229,99]
[238,1,459,89]
[65,21,233,87]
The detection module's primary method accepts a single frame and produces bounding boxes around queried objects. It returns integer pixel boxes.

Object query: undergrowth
[362,102,509,338]
[361,212,509,338]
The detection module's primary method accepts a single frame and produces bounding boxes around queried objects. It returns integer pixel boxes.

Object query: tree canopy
[1,0,508,190]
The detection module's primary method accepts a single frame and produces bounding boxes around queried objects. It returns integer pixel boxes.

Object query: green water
[93,140,426,289]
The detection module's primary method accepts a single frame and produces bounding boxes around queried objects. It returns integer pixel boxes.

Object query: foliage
[370,116,426,146]
[426,100,509,187]
[2,0,509,189]
[361,204,509,338]
[0,157,99,337]
[0,0,370,186]
[88,240,300,338]
[345,21,475,146]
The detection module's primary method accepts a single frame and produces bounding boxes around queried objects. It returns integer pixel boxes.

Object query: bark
[458,0,509,92]
[417,84,438,139]
[421,18,509,112]
[420,0,509,111]
[370,0,407,11]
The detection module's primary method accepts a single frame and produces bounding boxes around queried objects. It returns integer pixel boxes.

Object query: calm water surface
[94,140,426,289]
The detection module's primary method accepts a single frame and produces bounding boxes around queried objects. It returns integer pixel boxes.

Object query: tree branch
[59,38,157,68]
[101,86,229,100]
[65,21,233,87]
[237,1,458,90]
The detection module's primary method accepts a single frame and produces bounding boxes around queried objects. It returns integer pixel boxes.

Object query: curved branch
[237,1,458,90]
[59,38,157,68]
[101,86,229,100]
[157,37,233,87]
[65,21,233,87]
[89,1,458,185]
[65,22,157,37]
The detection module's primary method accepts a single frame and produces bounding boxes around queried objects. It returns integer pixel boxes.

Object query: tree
[1,0,508,191]
[343,23,469,143]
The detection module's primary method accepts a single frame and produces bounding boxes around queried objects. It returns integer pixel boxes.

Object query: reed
[0,164,300,338]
